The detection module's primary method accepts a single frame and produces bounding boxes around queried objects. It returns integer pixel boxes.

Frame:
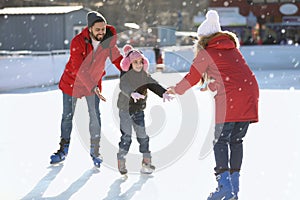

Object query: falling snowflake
[224,1,229,7]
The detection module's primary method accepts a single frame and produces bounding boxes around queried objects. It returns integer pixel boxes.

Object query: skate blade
[119,170,128,175]
[93,161,102,168]
[93,159,103,168]
[121,174,128,179]
[140,167,154,174]
[216,195,236,200]
[94,163,101,168]
[48,163,64,169]
[92,166,101,173]
[50,160,65,165]
[228,195,237,200]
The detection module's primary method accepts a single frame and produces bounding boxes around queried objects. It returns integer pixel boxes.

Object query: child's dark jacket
[117,70,166,114]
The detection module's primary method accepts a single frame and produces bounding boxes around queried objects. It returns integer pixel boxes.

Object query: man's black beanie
[87,11,107,27]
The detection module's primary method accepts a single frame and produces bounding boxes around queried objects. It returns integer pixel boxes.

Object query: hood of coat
[198,31,240,50]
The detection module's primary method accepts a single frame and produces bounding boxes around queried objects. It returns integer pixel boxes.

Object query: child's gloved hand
[131,92,145,103]
[163,93,174,102]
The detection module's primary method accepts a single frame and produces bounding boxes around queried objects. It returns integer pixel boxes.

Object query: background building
[0,6,89,51]
[208,0,300,45]
[1,0,299,51]
[0,0,209,50]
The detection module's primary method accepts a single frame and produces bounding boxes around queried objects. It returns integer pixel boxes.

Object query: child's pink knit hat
[120,44,149,72]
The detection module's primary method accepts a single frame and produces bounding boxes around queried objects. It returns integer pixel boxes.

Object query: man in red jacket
[168,10,259,200]
[50,11,123,168]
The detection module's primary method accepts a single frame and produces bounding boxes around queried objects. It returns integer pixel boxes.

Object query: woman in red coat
[168,10,259,200]
[50,11,123,168]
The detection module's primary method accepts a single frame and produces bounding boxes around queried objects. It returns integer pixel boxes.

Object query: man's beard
[91,32,103,41]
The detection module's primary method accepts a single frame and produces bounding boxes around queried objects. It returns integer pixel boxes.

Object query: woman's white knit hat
[197,10,221,37]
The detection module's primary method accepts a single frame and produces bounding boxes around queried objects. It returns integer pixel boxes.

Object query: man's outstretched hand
[94,87,107,102]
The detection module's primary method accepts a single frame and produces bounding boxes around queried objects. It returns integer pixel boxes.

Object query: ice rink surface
[1,71,300,200]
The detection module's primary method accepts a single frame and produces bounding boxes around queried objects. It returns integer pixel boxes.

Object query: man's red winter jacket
[59,25,122,98]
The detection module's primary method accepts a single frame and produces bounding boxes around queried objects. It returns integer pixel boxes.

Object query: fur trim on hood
[196,31,240,53]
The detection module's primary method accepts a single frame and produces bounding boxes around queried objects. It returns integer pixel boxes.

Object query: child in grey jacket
[117,44,172,175]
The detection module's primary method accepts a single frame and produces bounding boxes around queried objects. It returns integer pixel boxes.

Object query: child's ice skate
[118,159,128,175]
[140,157,155,174]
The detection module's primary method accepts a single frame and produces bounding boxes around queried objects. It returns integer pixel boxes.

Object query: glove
[131,92,145,103]
[163,93,174,102]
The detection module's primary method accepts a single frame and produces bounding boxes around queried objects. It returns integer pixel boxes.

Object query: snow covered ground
[1,71,300,200]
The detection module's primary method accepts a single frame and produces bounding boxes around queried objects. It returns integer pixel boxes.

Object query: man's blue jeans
[213,122,250,174]
[60,92,101,141]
